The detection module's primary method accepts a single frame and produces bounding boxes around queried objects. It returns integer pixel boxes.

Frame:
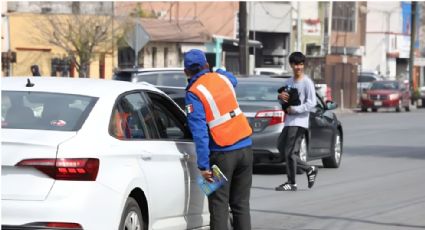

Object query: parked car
[235,77,343,168]
[1,77,209,230]
[113,67,186,108]
[360,80,411,112]
[357,71,383,103]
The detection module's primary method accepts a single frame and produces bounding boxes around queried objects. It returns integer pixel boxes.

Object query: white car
[1,77,209,230]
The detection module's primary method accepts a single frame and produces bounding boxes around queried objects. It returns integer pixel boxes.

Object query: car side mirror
[325,101,338,110]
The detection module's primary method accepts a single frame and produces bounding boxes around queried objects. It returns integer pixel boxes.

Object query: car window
[109,92,157,140]
[1,91,96,131]
[146,91,191,140]
[134,72,187,87]
[236,82,281,101]
[370,81,398,90]
[358,75,377,83]
[315,94,325,110]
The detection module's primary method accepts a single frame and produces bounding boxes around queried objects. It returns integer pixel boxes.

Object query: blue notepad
[197,165,228,196]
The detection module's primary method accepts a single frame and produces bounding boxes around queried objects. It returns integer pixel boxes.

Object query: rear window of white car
[1,91,97,131]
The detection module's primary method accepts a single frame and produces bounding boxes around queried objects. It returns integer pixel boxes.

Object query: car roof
[237,77,287,83]
[115,67,184,73]
[1,77,162,97]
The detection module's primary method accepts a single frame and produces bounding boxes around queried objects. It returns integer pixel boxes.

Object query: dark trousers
[277,126,310,184]
[208,146,253,230]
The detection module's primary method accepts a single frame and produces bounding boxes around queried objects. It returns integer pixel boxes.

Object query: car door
[107,91,188,229]
[309,95,334,157]
[145,91,210,229]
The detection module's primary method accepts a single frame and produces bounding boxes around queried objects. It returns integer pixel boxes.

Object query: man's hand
[200,169,214,183]
[278,91,289,103]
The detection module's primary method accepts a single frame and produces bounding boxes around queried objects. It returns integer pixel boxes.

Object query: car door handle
[141,152,153,161]
[180,153,190,160]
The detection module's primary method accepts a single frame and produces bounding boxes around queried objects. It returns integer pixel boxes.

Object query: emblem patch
[185,104,194,114]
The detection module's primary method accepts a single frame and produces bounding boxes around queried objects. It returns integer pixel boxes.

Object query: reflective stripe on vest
[195,74,239,128]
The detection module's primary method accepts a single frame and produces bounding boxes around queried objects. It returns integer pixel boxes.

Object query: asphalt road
[250,108,425,230]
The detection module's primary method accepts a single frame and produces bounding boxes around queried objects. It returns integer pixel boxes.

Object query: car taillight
[46,222,83,229]
[16,158,99,181]
[255,110,285,126]
[25,222,83,229]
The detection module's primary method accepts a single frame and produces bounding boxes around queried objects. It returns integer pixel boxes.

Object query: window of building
[332,2,356,32]
[306,43,321,56]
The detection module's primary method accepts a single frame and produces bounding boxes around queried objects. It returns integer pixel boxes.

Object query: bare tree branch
[33,13,129,77]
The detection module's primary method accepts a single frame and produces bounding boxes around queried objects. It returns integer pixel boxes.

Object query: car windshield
[236,81,281,102]
[358,74,378,83]
[370,81,399,90]
[134,72,187,87]
[1,91,97,131]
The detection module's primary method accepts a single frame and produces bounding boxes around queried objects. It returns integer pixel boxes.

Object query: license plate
[374,101,382,106]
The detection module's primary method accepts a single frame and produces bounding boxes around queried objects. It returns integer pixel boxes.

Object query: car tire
[361,107,368,112]
[372,108,378,112]
[322,130,342,168]
[119,197,144,230]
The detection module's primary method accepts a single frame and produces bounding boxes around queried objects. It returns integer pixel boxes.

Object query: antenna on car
[26,78,34,87]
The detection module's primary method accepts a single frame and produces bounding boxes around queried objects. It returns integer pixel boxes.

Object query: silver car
[235,77,343,168]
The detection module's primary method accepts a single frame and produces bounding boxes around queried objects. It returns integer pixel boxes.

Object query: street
[250,108,425,230]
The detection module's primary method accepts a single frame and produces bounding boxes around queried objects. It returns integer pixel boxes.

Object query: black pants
[208,146,253,230]
[277,126,311,184]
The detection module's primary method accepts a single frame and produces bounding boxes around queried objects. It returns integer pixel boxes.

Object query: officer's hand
[200,170,214,183]
[278,92,289,102]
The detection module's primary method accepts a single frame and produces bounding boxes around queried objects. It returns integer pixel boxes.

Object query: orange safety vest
[188,72,252,146]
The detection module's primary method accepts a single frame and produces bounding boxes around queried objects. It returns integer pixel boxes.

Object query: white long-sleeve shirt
[283,75,317,129]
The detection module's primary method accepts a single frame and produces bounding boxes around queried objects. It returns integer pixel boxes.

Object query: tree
[34,14,128,78]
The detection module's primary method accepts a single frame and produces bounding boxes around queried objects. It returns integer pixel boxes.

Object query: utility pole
[297,2,301,51]
[239,1,248,75]
[409,1,417,94]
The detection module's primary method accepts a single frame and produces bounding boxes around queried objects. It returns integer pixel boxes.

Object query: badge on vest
[185,104,194,114]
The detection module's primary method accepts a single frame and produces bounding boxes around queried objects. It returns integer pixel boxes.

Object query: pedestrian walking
[275,51,319,191]
[184,49,253,230]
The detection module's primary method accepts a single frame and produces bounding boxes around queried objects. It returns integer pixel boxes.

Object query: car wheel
[119,197,144,230]
[361,107,368,112]
[322,130,342,168]
[372,108,378,112]
[396,100,401,112]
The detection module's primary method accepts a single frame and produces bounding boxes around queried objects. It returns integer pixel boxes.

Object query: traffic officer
[184,49,253,230]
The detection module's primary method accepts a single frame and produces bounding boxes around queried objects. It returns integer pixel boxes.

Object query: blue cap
[184,49,207,71]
